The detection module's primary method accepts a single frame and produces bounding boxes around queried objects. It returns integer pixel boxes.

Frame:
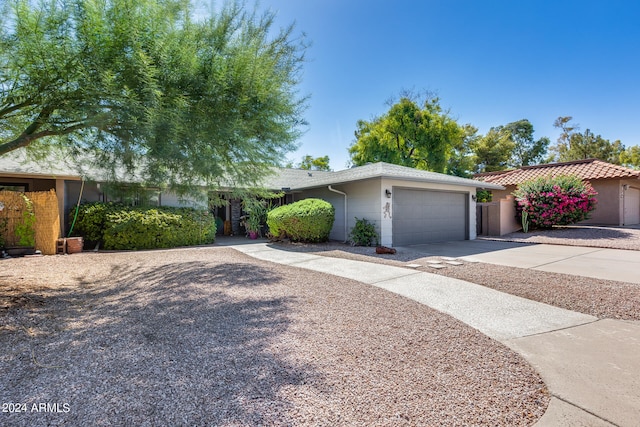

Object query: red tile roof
[474,159,640,186]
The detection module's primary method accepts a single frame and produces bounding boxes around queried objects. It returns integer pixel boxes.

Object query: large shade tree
[548,116,625,164]
[0,0,307,191]
[298,154,331,171]
[472,119,549,173]
[348,95,466,173]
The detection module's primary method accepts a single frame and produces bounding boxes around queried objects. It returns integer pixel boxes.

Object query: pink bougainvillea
[513,175,597,229]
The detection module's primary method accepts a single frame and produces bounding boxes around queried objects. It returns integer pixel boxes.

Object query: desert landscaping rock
[1,247,547,426]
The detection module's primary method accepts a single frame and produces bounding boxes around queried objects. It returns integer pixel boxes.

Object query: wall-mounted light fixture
[385,189,392,198]
[471,195,477,202]
[623,184,630,191]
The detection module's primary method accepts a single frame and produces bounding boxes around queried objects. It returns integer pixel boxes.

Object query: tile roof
[474,159,640,186]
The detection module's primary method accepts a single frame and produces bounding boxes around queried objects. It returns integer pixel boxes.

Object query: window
[0,183,28,192]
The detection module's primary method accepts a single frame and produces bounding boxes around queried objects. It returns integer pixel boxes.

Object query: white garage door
[624,187,640,225]
[393,188,468,246]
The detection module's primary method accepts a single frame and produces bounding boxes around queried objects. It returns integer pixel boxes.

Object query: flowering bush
[513,175,597,229]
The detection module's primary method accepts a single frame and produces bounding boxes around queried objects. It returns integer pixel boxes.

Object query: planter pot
[6,246,36,257]
[248,231,259,240]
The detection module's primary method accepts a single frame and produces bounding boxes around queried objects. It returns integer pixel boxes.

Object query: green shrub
[267,198,335,242]
[74,202,216,250]
[513,175,598,229]
[73,202,123,244]
[349,217,378,246]
[476,189,492,203]
[15,194,36,247]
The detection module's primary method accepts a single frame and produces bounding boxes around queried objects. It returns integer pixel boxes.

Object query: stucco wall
[300,180,381,242]
[581,180,621,225]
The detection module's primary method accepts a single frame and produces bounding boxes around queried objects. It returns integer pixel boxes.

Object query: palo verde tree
[348,94,466,173]
[0,0,307,192]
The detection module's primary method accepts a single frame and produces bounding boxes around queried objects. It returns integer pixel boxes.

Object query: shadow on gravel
[0,260,315,426]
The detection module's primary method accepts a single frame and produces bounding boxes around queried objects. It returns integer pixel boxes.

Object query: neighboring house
[475,159,640,229]
[0,150,503,246]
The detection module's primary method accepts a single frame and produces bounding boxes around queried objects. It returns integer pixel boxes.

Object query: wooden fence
[0,189,60,255]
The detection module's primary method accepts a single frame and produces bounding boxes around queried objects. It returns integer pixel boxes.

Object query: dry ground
[1,247,547,426]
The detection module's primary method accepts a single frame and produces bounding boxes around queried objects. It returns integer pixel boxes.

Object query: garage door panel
[393,189,468,246]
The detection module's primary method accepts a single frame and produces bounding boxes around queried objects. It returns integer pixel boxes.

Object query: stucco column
[380,180,393,246]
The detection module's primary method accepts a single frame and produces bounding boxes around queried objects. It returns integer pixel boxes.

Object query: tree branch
[0,121,90,155]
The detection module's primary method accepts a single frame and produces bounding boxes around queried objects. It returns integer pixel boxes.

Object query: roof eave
[291,174,505,191]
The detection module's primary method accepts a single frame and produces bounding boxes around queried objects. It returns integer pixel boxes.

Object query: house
[474,159,640,231]
[0,150,503,246]
[258,162,503,246]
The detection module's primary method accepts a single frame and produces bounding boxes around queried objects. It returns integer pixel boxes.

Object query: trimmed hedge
[513,175,598,229]
[267,198,335,242]
[72,202,216,250]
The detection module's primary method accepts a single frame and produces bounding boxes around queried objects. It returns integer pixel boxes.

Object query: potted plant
[242,198,267,239]
[7,194,36,256]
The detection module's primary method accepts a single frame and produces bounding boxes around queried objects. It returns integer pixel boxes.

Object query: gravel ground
[1,247,547,426]
[270,225,640,320]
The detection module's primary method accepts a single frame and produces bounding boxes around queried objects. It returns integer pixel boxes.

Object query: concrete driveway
[398,240,640,284]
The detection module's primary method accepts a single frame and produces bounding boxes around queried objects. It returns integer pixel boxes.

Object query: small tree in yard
[513,175,597,230]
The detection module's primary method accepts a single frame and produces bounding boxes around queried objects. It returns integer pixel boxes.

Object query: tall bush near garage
[267,198,335,242]
[513,175,597,229]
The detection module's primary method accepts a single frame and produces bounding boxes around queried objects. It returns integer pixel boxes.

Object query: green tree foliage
[472,119,549,173]
[549,117,625,164]
[446,124,478,177]
[348,95,466,173]
[472,127,515,173]
[504,120,550,167]
[620,145,640,169]
[298,155,331,171]
[0,0,307,191]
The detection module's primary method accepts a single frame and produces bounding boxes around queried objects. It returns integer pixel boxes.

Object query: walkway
[224,240,640,426]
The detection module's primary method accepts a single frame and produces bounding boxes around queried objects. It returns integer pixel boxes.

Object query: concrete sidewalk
[398,240,640,284]
[226,241,640,426]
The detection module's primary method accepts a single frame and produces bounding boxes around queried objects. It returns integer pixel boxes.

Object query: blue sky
[254,1,640,170]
